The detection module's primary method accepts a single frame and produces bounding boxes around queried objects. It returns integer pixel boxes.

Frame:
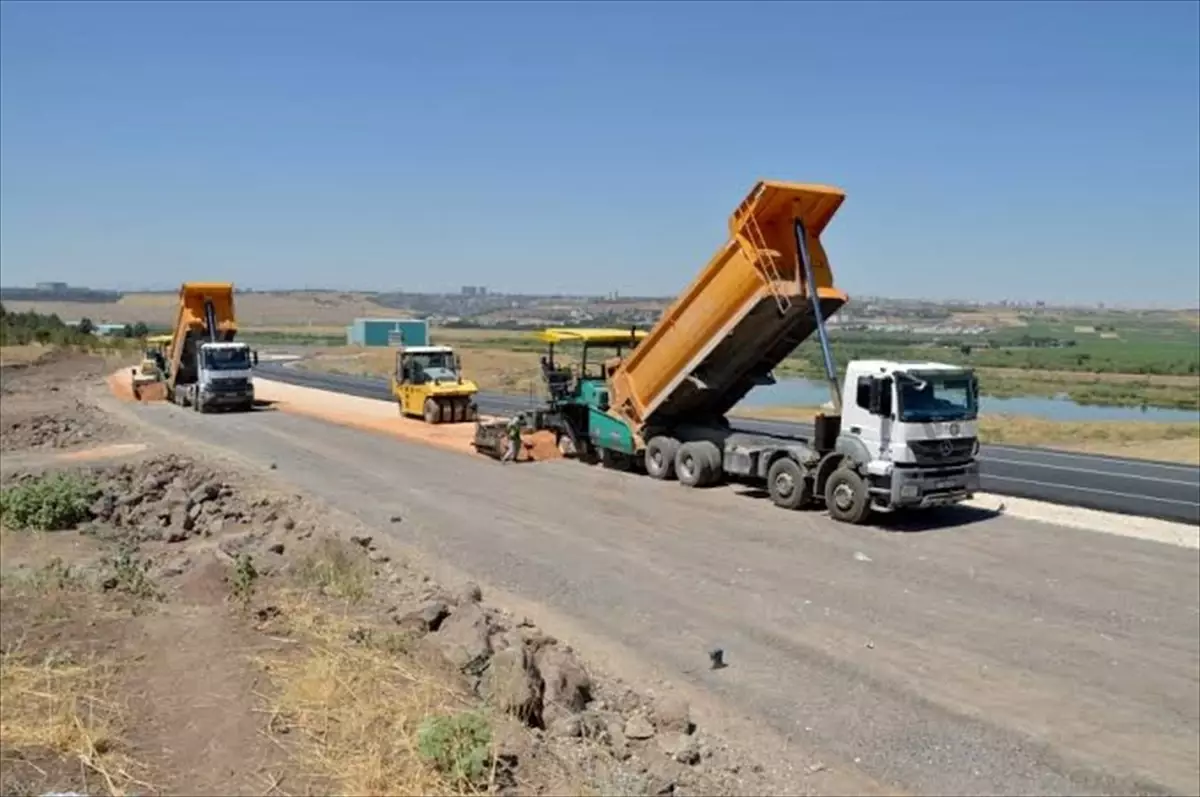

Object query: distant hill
[0,286,123,303]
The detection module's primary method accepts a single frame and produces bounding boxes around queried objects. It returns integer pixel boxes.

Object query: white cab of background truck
[193,341,255,410]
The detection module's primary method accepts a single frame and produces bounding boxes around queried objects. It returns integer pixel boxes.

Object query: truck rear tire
[824,467,871,525]
[423,398,441,424]
[675,441,720,488]
[644,436,679,480]
[767,457,813,510]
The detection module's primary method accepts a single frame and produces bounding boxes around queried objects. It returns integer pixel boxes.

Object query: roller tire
[423,398,442,425]
[824,467,872,525]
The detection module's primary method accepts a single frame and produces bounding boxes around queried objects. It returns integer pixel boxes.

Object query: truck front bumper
[201,386,255,407]
[876,461,980,509]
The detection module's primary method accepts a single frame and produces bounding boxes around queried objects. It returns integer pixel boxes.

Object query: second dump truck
[508,180,981,525]
[163,282,258,413]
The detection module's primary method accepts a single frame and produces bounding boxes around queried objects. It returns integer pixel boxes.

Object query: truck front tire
[767,457,813,510]
[644,436,679,480]
[824,467,871,525]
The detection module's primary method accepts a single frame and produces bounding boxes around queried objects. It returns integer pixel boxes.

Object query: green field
[255,312,1200,412]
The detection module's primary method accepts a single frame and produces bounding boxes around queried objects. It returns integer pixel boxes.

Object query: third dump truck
[509,180,981,525]
[164,282,258,413]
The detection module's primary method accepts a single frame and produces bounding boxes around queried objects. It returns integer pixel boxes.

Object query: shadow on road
[730,485,999,532]
[880,504,1000,532]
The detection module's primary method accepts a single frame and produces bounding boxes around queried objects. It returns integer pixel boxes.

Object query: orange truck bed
[166,282,239,389]
[608,180,848,431]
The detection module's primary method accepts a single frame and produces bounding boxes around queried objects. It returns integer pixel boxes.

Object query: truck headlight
[971,439,980,456]
[900,484,920,499]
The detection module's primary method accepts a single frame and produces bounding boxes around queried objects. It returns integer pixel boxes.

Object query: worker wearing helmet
[502,414,524,463]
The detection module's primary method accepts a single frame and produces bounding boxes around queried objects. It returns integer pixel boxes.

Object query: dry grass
[301,346,543,396]
[0,345,53,366]
[977,366,1200,387]
[0,644,150,796]
[255,592,489,797]
[732,406,1200,464]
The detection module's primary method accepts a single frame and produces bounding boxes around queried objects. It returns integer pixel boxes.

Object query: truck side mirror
[252,350,259,366]
[868,378,893,417]
[868,379,883,414]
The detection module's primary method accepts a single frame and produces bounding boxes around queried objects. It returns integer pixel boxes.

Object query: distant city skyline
[2,279,1195,312]
[1,2,1197,305]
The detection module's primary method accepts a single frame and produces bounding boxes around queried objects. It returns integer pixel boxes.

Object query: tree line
[0,303,150,347]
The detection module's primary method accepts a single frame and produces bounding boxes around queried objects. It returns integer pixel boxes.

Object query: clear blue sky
[1,1,1197,306]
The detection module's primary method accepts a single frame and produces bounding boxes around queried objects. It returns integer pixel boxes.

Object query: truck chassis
[530,410,979,525]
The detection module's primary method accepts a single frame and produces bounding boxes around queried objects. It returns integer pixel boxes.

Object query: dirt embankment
[0,352,770,797]
[2,349,136,455]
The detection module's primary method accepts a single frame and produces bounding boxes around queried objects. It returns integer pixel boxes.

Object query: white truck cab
[838,359,981,512]
[192,341,256,412]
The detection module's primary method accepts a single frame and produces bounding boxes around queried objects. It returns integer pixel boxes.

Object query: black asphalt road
[253,362,1200,525]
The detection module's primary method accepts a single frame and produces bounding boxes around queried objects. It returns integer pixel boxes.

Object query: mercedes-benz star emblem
[940,440,954,457]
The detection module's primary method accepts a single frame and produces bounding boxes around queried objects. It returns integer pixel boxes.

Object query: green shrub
[0,473,97,531]
[416,711,493,787]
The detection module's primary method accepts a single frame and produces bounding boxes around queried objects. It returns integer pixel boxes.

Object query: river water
[737,377,1200,424]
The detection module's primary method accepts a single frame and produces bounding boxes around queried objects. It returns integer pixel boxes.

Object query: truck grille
[909,437,976,465]
[210,377,250,393]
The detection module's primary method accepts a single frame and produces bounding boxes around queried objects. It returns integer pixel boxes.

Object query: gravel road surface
[122,399,1200,797]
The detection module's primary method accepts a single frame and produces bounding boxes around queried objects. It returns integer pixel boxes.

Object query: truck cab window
[203,348,250,371]
[856,377,872,409]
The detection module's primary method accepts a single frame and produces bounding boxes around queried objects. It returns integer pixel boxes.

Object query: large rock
[89,493,115,521]
[535,646,592,717]
[395,599,450,634]
[433,603,493,675]
[188,482,219,506]
[657,731,701,765]
[624,714,655,740]
[654,694,693,734]
[479,645,543,726]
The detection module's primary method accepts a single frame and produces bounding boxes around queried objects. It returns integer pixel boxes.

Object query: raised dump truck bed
[164,282,256,413]
[609,181,848,432]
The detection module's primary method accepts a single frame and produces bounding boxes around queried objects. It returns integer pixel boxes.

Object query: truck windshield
[203,347,251,371]
[412,353,453,371]
[896,372,977,423]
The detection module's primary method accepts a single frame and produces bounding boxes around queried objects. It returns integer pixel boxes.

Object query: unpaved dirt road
[115,396,1200,797]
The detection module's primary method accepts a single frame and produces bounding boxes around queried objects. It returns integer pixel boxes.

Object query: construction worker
[502,414,524,463]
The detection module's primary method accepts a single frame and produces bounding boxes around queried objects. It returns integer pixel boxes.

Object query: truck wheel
[423,398,441,424]
[644,436,679,480]
[767,458,813,510]
[824,467,872,525]
[675,441,718,488]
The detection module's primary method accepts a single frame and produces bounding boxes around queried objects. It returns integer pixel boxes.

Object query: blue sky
[1,1,1197,305]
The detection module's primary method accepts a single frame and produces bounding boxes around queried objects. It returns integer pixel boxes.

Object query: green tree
[77,317,96,335]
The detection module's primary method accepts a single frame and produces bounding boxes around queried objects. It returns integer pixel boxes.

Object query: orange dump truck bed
[166,282,239,388]
[609,180,848,431]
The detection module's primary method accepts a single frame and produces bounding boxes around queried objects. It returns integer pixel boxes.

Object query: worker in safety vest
[502,414,524,463]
